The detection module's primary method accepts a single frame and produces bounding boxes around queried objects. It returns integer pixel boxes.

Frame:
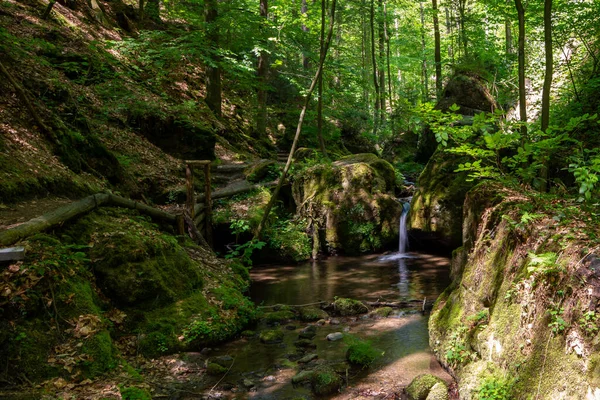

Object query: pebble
[326,332,344,341]
[330,318,341,325]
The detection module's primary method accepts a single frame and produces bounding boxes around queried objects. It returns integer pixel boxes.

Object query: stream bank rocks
[292,153,402,255]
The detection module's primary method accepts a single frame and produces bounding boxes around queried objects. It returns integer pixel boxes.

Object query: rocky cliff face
[429,182,600,399]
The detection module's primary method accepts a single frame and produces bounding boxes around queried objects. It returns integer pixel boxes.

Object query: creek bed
[173,252,453,399]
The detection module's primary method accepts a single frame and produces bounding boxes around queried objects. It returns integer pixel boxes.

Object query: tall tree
[420,1,429,101]
[370,0,381,132]
[205,0,222,117]
[317,0,327,156]
[515,0,527,139]
[256,0,269,137]
[378,0,386,116]
[432,0,442,99]
[539,0,553,191]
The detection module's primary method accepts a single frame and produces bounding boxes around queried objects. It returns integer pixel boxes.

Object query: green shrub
[120,386,151,400]
[477,377,512,400]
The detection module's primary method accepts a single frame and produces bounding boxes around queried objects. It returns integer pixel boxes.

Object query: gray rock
[330,318,341,325]
[292,370,314,384]
[326,332,344,341]
[299,325,317,339]
[298,353,318,363]
[243,379,255,388]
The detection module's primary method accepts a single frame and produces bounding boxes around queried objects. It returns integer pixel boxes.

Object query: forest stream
[166,252,454,400]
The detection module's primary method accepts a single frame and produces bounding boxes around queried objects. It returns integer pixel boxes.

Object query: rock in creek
[326,332,344,341]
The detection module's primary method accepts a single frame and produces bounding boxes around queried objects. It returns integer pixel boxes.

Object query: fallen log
[196,180,278,203]
[0,247,25,262]
[0,193,180,247]
[0,194,109,247]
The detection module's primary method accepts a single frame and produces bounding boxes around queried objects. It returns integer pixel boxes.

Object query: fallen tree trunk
[0,194,109,247]
[195,180,277,205]
[0,193,180,247]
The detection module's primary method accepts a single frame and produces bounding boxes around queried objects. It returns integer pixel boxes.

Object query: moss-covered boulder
[333,298,368,316]
[409,150,475,251]
[264,310,296,325]
[406,374,447,400]
[310,366,343,395]
[298,307,328,322]
[260,329,284,344]
[292,153,402,255]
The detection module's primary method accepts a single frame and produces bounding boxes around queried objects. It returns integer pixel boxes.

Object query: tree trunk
[317,0,327,156]
[539,0,553,192]
[205,0,222,117]
[515,0,527,140]
[370,0,380,134]
[458,0,468,57]
[432,0,442,100]
[420,1,428,101]
[256,0,269,138]
[378,0,386,117]
[505,17,512,55]
[255,0,338,240]
[302,0,310,69]
[384,1,394,114]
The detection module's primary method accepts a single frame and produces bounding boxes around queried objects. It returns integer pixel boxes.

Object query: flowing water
[172,209,453,399]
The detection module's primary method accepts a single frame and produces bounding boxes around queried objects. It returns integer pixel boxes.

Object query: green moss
[298,307,328,321]
[373,307,394,318]
[345,336,380,368]
[310,366,343,395]
[333,298,368,316]
[405,374,446,400]
[264,310,296,325]
[206,362,227,375]
[119,386,152,400]
[259,329,284,344]
[81,330,116,378]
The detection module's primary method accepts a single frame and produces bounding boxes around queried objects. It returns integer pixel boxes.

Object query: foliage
[477,377,512,400]
[548,305,568,335]
[120,386,152,400]
[578,311,599,336]
[444,326,475,368]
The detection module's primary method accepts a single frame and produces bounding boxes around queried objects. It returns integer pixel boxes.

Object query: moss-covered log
[0,194,178,247]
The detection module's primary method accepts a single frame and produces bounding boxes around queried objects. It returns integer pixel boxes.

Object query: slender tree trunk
[445,7,453,61]
[458,0,468,57]
[256,0,269,138]
[302,0,310,69]
[362,0,369,105]
[378,0,386,118]
[420,1,428,102]
[370,0,380,134]
[145,0,160,22]
[317,0,327,156]
[505,18,513,55]
[139,0,144,20]
[539,0,553,192]
[384,1,394,114]
[205,0,222,118]
[256,0,338,240]
[432,0,442,99]
[515,0,527,140]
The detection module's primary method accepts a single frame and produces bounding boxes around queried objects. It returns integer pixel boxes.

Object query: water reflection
[249,252,450,305]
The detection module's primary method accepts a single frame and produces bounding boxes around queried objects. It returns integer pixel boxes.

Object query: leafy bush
[477,377,512,400]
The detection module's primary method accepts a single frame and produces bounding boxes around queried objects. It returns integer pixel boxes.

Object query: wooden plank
[0,246,25,262]
[186,164,195,219]
[204,164,213,247]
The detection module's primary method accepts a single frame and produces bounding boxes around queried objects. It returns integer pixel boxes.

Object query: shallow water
[179,252,454,399]
[249,252,451,305]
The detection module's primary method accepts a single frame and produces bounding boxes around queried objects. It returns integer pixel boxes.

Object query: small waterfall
[398,202,410,255]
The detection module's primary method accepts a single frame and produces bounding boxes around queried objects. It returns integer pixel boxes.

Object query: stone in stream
[326,332,344,341]
[330,318,341,325]
[292,370,315,384]
[294,339,317,349]
[299,325,317,339]
[405,374,447,400]
[260,329,284,344]
[297,353,318,363]
[242,379,255,389]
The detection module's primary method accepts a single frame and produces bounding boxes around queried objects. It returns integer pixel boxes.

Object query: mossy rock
[346,339,380,368]
[292,154,402,255]
[241,330,256,338]
[292,370,315,384]
[120,386,152,400]
[298,307,328,321]
[81,330,116,378]
[206,362,228,376]
[373,307,394,318]
[260,329,284,344]
[333,298,368,316]
[310,366,343,395]
[406,374,446,400]
[426,382,449,400]
[264,310,296,325]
